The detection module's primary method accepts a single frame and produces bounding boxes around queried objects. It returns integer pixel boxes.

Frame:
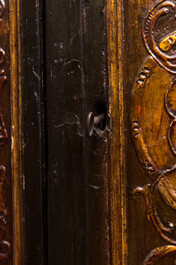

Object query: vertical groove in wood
[106,1,127,265]
[9,0,23,263]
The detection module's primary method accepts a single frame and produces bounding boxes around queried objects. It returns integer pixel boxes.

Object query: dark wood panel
[20,0,46,264]
[82,0,109,264]
[45,0,109,264]
[45,0,87,264]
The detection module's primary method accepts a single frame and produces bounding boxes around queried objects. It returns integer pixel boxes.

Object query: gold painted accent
[160,31,176,52]
[106,1,127,265]
[9,0,23,264]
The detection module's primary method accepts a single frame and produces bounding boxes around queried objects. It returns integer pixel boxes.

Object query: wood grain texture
[45,0,109,264]
[9,0,24,263]
[20,0,45,263]
[82,1,109,264]
[106,1,127,265]
[45,1,86,264]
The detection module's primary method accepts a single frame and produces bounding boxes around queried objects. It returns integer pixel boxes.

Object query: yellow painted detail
[160,31,176,51]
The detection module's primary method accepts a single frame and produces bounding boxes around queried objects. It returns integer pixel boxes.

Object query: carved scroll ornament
[131,0,176,264]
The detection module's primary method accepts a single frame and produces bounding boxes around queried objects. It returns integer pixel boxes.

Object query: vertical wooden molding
[9,0,23,264]
[106,1,127,265]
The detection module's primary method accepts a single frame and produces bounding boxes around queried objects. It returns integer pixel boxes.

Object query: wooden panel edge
[9,0,23,264]
[106,1,127,265]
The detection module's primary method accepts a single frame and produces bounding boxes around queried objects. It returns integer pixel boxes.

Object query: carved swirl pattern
[131,0,176,264]
[0,0,11,261]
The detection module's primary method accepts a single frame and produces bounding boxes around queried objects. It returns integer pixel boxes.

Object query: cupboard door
[20,0,176,264]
